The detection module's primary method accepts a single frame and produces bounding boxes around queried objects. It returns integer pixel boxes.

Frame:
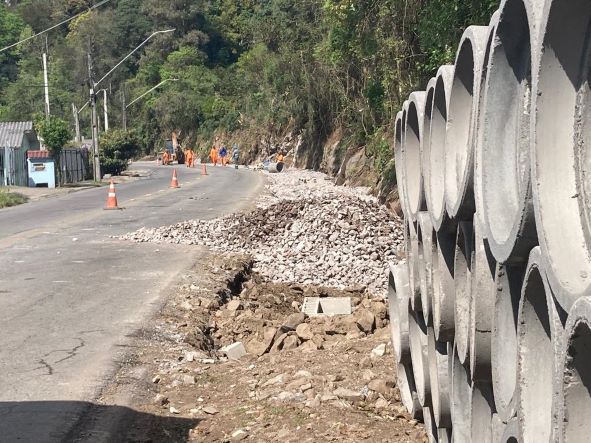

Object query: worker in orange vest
[210,146,218,166]
[186,149,194,168]
[162,151,170,165]
[276,152,284,163]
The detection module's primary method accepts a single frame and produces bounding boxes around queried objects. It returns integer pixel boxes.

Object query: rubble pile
[121,170,404,294]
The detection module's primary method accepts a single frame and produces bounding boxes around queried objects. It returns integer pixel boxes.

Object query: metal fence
[59,148,90,184]
[0,147,28,186]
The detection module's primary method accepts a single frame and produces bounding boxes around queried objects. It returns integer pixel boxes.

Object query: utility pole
[88,53,101,182]
[121,87,127,131]
[102,89,109,132]
[42,37,50,119]
[72,103,80,143]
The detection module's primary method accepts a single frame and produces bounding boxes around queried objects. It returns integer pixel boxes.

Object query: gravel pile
[120,170,404,294]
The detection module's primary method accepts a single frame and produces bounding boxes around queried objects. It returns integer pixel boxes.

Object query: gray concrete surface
[408,308,431,407]
[389,262,411,364]
[427,327,451,428]
[396,361,423,420]
[444,25,488,221]
[417,212,435,325]
[453,221,474,364]
[403,91,427,220]
[0,162,264,441]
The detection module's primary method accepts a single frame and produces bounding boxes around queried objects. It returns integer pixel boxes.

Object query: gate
[59,148,90,184]
[0,147,28,186]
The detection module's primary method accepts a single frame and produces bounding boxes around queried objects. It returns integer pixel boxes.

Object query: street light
[88,29,175,181]
[122,78,178,130]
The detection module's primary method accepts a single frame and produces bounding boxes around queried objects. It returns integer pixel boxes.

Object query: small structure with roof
[0,121,41,186]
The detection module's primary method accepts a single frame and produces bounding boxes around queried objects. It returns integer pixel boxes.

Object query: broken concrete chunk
[371,343,386,357]
[302,297,352,316]
[333,387,365,403]
[220,342,247,361]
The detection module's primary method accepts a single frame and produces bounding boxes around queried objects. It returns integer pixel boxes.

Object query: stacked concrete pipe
[388,263,411,364]
[480,0,541,264]
[516,247,565,442]
[444,26,488,221]
[531,0,591,311]
[386,0,591,438]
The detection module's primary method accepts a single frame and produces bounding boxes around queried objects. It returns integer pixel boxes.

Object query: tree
[36,116,72,185]
[99,129,141,175]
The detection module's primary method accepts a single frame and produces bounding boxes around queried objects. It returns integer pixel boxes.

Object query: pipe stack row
[388,0,591,441]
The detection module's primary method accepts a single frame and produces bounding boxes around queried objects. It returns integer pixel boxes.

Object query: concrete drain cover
[301,297,352,316]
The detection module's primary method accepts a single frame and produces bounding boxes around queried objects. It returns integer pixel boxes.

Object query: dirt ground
[87,252,425,442]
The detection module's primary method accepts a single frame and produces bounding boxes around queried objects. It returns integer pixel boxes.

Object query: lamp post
[88,29,175,181]
[123,78,178,128]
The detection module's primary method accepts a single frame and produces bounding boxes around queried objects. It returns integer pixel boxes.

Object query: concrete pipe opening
[558,296,591,441]
[394,111,409,219]
[532,0,591,308]
[433,227,457,342]
[429,65,455,231]
[404,91,427,220]
[470,217,497,382]
[474,11,501,230]
[454,220,475,364]
[418,212,435,325]
[388,262,411,364]
[396,361,423,419]
[409,308,431,406]
[428,326,451,428]
[405,219,422,311]
[445,26,489,220]
[481,0,538,264]
[470,382,495,443]
[517,247,566,443]
[492,263,526,422]
[451,343,472,442]
[422,77,437,222]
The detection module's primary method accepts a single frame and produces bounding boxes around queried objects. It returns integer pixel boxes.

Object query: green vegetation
[36,116,72,185]
[0,0,497,175]
[0,189,29,208]
[99,129,141,175]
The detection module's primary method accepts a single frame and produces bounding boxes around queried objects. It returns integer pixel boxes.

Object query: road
[0,162,264,441]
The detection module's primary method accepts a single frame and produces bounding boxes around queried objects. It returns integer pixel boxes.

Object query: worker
[219,145,228,166]
[276,151,284,163]
[232,144,239,169]
[162,151,170,165]
[210,146,218,166]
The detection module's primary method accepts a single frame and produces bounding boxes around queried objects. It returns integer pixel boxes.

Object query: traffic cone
[201,163,208,176]
[170,168,180,188]
[104,180,120,210]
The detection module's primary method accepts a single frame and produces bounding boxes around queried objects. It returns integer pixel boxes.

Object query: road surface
[0,162,264,441]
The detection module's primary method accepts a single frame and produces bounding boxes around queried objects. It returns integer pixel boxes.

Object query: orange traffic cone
[170,168,180,188]
[201,163,208,176]
[104,180,120,210]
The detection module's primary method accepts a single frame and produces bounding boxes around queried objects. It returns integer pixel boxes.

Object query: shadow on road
[0,401,199,442]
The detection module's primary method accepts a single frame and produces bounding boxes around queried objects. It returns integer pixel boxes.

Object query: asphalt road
[0,162,264,441]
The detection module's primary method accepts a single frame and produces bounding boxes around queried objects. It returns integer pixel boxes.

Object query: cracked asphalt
[0,162,264,441]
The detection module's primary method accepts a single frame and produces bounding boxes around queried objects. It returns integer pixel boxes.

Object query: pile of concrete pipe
[388,0,591,441]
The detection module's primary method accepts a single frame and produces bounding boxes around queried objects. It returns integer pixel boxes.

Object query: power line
[0,0,112,54]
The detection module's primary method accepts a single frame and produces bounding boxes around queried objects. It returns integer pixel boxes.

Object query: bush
[99,129,141,176]
[0,189,28,208]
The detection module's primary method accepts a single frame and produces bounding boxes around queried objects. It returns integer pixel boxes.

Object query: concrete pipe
[500,418,519,443]
[556,296,591,442]
[409,308,431,407]
[480,0,541,264]
[394,110,409,220]
[423,406,437,443]
[404,91,427,221]
[406,219,422,311]
[470,382,495,443]
[428,327,451,428]
[470,217,497,382]
[516,247,566,443]
[396,361,423,420]
[473,10,500,230]
[397,100,411,219]
[491,413,506,443]
[421,77,437,226]
[418,212,436,325]
[531,0,591,310]
[267,162,284,173]
[444,25,488,221]
[454,220,475,364]
[491,263,526,422]
[433,227,457,342]
[388,262,412,364]
[428,65,455,232]
[450,343,472,443]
